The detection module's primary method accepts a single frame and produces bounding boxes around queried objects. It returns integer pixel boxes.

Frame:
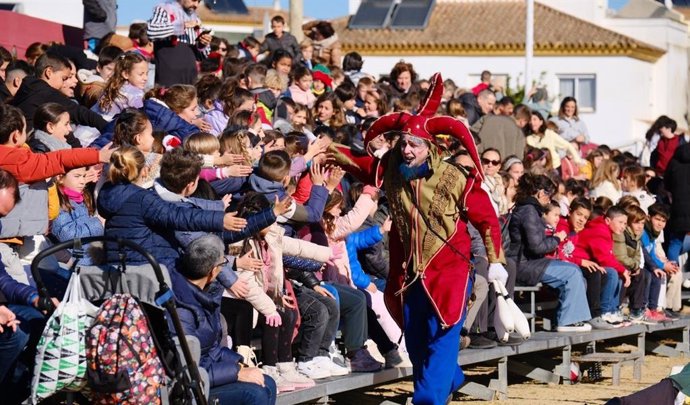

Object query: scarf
[32,129,71,152]
[60,186,84,203]
[399,161,431,181]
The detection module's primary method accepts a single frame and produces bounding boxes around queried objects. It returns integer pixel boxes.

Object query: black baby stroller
[31,236,208,405]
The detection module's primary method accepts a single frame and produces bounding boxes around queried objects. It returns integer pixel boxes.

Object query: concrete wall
[359,54,655,149]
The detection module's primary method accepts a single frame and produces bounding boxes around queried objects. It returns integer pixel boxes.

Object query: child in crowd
[554,197,591,262]
[642,203,682,316]
[571,206,629,329]
[51,167,103,265]
[581,149,605,181]
[621,165,655,213]
[299,39,314,69]
[93,52,148,119]
[320,188,405,369]
[543,200,561,243]
[613,205,655,324]
[110,108,160,188]
[230,192,335,391]
[288,66,316,109]
[77,45,123,108]
[591,159,622,203]
[28,102,72,152]
[334,83,361,125]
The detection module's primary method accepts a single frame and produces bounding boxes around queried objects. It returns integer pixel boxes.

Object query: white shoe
[315,355,350,376]
[277,362,315,389]
[262,365,295,392]
[602,311,625,323]
[297,359,331,380]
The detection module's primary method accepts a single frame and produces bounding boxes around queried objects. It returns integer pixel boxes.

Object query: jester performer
[337,73,508,405]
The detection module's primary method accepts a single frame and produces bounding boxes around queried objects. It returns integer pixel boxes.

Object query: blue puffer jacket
[173,277,243,387]
[90,99,199,148]
[97,182,225,270]
[346,225,383,290]
[51,201,104,265]
[0,260,37,306]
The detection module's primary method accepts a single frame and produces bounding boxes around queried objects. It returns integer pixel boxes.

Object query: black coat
[10,77,107,131]
[459,92,483,127]
[665,143,690,233]
[507,196,559,285]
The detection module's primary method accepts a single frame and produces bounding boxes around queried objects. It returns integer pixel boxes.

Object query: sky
[118,0,350,25]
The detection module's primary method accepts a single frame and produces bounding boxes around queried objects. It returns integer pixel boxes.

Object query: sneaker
[589,316,615,330]
[664,309,681,320]
[556,322,592,333]
[646,309,671,323]
[468,334,497,349]
[314,356,349,376]
[277,362,315,389]
[262,365,296,393]
[296,358,331,380]
[602,311,625,324]
[629,309,657,325]
[383,348,404,368]
[347,348,383,373]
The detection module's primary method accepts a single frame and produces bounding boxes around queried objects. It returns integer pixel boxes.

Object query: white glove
[488,263,508,285]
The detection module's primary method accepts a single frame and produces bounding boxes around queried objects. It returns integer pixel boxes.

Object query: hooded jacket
[572,216,626,274]
[10,77,107,131]
[664,143,690,233]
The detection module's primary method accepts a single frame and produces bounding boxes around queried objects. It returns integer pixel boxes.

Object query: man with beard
[339,73,508,405]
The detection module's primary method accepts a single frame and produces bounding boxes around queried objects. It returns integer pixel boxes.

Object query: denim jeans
[644,270,664,310]
[0,324,29,383]
[293,285,339,362]
[330,283,368,351]
[541,261,591,326]
[209,377,277,405]
[601,268,622,314]
[666,232,690,264]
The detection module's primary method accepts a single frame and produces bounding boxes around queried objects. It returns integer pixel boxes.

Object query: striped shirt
[147,1,209,55]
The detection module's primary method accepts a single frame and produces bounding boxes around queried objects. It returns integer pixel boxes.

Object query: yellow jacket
[526,129,584,169]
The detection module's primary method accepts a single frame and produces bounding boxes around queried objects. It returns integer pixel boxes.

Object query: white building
[337,0,689,150]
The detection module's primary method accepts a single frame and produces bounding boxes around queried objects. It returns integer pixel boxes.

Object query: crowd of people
[0,0,689,404]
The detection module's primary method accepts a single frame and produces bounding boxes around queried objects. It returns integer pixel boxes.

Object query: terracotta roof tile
[334,0,665,62]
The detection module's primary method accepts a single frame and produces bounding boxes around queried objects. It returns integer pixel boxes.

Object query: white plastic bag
[31,272,98,402]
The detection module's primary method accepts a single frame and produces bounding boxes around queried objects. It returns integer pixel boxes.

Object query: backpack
[86,294,165,404]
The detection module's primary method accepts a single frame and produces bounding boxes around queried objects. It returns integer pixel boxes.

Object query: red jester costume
[337,73,507,405]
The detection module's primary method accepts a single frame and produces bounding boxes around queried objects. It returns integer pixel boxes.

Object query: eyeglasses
[215,257,229,268]
[481,158,501,166]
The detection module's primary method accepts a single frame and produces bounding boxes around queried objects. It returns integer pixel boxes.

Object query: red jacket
[571,216,626,274]
[550,217,579,261]
[655,136,680,175]
[0,146,100,184]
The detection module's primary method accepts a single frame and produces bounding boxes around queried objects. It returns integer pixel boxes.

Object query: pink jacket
[289,84,317,109]
[322,194,377,286]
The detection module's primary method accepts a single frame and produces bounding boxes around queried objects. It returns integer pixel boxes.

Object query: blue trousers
[403,280,470,405]
[209,376,277,405]
[667,231,690,263]
[541,261,591,326]
[644,270,663,310]
[0,324,29,383]
[601,267,622,314]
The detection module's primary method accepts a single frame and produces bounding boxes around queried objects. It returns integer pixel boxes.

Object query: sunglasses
[481,158,501,166]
